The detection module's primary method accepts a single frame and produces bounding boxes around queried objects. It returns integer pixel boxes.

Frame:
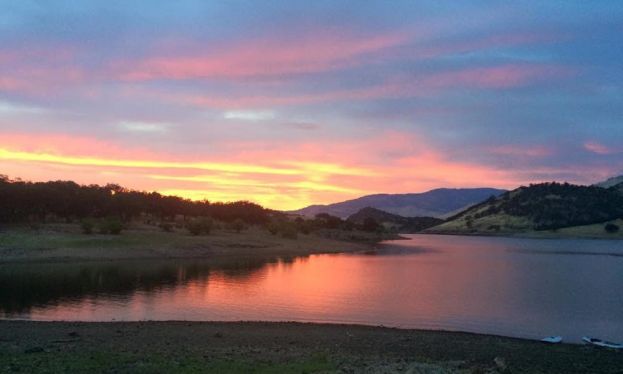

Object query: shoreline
[422,229,623,241]
[0,224,398,264]
[1,320,621,373]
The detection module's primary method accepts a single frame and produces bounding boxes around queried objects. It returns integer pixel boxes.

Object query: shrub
[265,220,298,239]
[186,217,213,236]
[98,217,124,235]
[294,217,312,234]
[159,222,173,232]
[605,223,620,233]
[226,218,246,233]
[267,221,280,235]
[80,219,94,234]
[280,223,298,239]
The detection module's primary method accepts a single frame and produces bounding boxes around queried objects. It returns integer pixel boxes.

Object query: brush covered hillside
[429,182,623,236]
[595,174,623,188]
[346,207,443,233]
[291,188,506,218]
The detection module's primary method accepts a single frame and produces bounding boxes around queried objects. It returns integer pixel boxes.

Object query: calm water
[2,234,623,342]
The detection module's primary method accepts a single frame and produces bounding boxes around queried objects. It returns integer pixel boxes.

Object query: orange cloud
[0,130,591,210]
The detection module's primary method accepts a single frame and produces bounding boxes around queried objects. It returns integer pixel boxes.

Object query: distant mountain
[346,207,443,233]
[290,188,507,218]
[429,182,623,234]
[595,175,623,188]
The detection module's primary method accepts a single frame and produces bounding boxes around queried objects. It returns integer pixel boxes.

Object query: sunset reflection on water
[2,235,623,342]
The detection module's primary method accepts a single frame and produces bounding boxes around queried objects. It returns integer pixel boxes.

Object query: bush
[294,217,312,234]
[226,218,246,233]
[186,217,213,236]
[159,222,173,232]
[98,217,124,235]
[265,220,298,239]
[267,221,280,235]
[605,223,620,233]
[280,223,298,239]
[80,219,94,235]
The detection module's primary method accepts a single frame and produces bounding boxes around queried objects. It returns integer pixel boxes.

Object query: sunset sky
[0,1,622,210]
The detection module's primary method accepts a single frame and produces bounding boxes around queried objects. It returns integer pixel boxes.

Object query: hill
[429,182,623,235]
[611,181,623,194]
[290,188,506,218]
[346,207,443,233]
[595,174,623,188]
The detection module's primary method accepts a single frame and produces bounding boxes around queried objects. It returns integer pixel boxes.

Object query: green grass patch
[0,351,335,374]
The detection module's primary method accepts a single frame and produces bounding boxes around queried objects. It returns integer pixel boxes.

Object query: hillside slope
[291,188,506,218]
[595,175,623,188]
[429,182,623,235]
[346,207,443,233]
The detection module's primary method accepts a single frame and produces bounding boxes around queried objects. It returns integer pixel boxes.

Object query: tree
[362,217,380,232]
[98,217,124,235]
[0,176,271,225]
[80,219,94,234]
[605,223,620,233]
[186,217,213,236]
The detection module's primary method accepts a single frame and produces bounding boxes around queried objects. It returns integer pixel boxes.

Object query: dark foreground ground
[1,322,621,373]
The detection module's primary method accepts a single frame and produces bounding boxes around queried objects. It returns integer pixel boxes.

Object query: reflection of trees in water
[0,255,307,315]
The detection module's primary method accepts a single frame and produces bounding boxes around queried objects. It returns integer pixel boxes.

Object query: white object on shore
[582,336,623,349]
[541,336,562,344]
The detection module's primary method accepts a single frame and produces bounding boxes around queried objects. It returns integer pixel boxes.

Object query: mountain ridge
[290,188,507,218]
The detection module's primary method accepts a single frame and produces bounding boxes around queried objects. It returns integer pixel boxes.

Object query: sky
[0,1,622,210]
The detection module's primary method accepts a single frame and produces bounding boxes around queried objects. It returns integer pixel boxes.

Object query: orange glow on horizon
[0,131,543,210]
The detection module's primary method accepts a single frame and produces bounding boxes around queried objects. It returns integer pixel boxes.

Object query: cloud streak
[118,31,410,81]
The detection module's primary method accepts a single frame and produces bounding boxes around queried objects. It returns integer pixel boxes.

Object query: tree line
[468,182,623,230]
[0,175,270,224]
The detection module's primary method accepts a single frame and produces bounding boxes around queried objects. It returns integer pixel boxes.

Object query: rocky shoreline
[1,321,621,373]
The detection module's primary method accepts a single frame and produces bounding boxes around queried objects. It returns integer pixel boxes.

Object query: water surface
[2,234,622,342]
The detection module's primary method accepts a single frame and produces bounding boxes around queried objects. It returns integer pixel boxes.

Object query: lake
[2,234,622,342]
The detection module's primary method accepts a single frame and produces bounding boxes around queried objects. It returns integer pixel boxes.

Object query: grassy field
[428,216,623,240]
[0,223,394,263]
[1,321,622,374]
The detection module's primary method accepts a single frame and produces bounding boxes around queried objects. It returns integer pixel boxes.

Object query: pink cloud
[420,64,571,89]
[584,141,619,155]
[0,46,86,95]
[412,32,559,61]
[489,145,553,158]
[178,63,570,109]
[119,31,409,81]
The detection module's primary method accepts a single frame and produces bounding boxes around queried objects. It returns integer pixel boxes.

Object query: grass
[430,212,532,233]
[0,223,380,263]
[429,213,623,240]
[0,351,335,374]
[555,218,623,239]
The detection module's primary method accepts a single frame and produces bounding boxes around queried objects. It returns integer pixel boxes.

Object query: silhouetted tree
[0,176,270,225]
[605,223,620,233]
